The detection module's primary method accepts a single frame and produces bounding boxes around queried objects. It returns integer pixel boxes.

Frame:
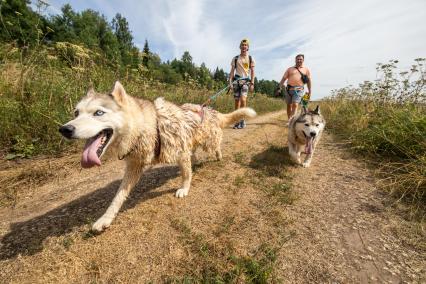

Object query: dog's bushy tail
[218,107,257,128]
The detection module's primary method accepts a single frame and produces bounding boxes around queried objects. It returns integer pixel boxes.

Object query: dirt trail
[0,110,424,283]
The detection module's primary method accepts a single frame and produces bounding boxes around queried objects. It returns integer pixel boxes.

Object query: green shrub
[320,59,426,208]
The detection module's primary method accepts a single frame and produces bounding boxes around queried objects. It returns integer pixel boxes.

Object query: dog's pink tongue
[305,137,313,154]
[81,136,102,168]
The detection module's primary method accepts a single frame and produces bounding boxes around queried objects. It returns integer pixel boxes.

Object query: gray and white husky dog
[288,106,325,167]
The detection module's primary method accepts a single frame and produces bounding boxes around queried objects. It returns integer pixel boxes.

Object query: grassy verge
[319,59,425,215]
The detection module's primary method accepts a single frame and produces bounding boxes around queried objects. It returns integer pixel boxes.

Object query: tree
[0,0,44,46]
[142,39,150,67]
[180,51,196,80]
[98,16,120,64]
[48,4,78,43]
[111,13,133,66]
[213,67,227,84]
[197,62,213,88]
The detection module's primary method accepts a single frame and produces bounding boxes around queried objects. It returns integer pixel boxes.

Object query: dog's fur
[59,81,256,231]
[288,105,325,167]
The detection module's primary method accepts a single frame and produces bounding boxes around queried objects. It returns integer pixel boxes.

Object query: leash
[198,78,251,121]
[201,77,251,107]
[201,84,231,108]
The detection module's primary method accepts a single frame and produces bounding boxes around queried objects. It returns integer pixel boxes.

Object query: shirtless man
[278,54,312,121]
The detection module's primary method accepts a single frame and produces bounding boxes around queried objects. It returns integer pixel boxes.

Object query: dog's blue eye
[94,110,105,116]
[74,110,79,117]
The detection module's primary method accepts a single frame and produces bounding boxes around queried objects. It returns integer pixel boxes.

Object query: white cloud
[46,0,426,98]
[254,0,426,99]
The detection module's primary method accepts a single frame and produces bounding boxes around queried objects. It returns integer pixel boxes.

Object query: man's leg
[290,102,298,119]
[233,96,241,129]
[239,95,248,128]
[287,103,292,120]
[234,98,240,110]
[238,86,249,128]
[240,95,247,108]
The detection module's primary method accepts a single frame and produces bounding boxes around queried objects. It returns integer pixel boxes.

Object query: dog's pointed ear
[313,105,320,114]
[110,81,128,106]
[86,87,96,97]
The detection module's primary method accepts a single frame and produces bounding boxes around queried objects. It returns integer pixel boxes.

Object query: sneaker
[240,120,246,128]
[233,122,239,129]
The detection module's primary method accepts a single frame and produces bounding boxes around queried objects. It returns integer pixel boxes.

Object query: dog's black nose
[310,131,317,137]
[59,125,75,139]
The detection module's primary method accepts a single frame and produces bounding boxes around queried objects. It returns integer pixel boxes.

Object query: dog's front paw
[92,217,112,232]
[175,188,189,198]
[302,161,311,168]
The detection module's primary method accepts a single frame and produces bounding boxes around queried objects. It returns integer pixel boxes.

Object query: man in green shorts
[229,38,256,129]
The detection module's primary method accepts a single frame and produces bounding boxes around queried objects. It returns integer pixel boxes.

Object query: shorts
[285,87,304,104]
[233,84,248,100]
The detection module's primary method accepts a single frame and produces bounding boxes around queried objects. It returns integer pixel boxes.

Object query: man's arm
[306,68,312,95]
[229,65,235,89]
[279,69,289,89]
[249,65,255,92]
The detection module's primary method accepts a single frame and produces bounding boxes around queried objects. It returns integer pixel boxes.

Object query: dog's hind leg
[176,153,192,198]
[92,160,144,232]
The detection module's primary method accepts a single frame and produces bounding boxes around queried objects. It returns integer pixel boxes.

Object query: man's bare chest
[289,67,306,76]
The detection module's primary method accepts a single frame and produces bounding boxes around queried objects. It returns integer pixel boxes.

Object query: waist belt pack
[287,84,304,91]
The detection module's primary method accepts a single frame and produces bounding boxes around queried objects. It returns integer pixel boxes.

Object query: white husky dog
[59,81,256,231]
[288,105,325,167]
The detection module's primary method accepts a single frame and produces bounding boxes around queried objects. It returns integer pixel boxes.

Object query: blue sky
[41,0,425,99]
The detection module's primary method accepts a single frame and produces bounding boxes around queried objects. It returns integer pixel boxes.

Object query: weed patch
[170,218,284,283]
[320,58,425,214]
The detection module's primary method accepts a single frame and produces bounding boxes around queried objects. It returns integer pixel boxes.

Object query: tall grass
[0,43,282,158]
[320,59,425,210]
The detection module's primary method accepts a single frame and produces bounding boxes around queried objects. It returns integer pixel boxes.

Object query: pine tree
[111,13,134,66]
[142,39,150,67]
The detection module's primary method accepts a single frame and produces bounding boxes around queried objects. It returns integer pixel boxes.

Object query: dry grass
[0,154,81,207]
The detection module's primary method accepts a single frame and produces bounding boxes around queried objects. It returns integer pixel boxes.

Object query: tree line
[0,0,278,95]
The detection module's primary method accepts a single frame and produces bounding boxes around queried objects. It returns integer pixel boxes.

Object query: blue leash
[198,78,250,122]
[201,84,231,108]
[201,77,250,107]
